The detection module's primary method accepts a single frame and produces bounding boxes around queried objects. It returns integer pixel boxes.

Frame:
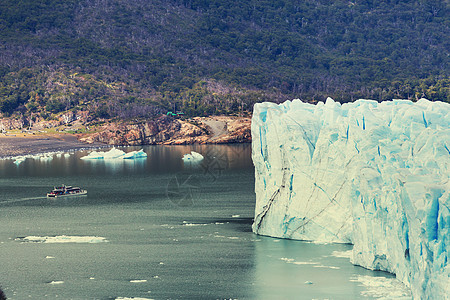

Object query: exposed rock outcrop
[79,115,251,145]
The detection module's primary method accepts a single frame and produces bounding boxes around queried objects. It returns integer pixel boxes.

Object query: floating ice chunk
[103,147,127,159]
[16,235,108,243]
[280,257,318,265]
[39,154,53,162]
[81,148,147,160]
[350,275,412,299]
[291,261,318,265]
[182,151,204,163]
[116,297,153,300]
[80,151,104,159]
[81,148,125,159]
[182,223,208,226]
[123,149,147,159]
[331,250,353,259]
[313,265,340,269]
[13,156,27,165]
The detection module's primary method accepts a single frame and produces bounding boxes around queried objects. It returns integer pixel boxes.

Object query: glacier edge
[252,98,449,299]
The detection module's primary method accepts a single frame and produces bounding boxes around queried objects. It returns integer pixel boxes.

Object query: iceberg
[13,156,27,165]
[252,98,449,299]
[81,147,126,159]
[182,151,204,163]
[81,148,147,160]
[123,149,147,159]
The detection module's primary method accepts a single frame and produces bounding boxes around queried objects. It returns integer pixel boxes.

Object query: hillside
[0,0,448,121]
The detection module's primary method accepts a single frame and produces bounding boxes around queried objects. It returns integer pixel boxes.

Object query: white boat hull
[47,190,87,198]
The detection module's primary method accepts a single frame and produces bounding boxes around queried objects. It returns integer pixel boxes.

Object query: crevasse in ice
[251,98,449,299]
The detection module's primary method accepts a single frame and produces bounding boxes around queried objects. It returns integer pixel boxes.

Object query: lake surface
[0,144,410,299]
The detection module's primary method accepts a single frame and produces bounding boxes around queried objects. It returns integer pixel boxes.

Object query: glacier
[252,98,449,299]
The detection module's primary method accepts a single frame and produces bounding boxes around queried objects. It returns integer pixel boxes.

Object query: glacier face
[252,98,449,299]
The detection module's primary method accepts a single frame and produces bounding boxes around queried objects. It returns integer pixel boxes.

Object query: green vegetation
[0,0,448,119]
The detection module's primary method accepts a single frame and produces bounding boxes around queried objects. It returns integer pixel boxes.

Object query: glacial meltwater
[0,144,410,299]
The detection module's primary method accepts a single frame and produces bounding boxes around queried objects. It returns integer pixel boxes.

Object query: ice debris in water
[11,150,73,165]
[116,297,153,300]
[350,275,412,299]
[331,250,353,259]
[123,149,147,159]
[16,235,108,243]
[252,98,449,299]
[81,147,147,160]
[182,151,204,163]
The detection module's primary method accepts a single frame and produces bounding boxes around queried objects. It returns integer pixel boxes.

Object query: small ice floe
[182,151,204,163]
[48,281,64,285]
[13,156,27,165]
[331,250,353,259]
[313,265,340,269]
[16,235,108,244]
[280,258,319,265]
[39,154,54,162]
[116,297,154,300]
[81,148,124,160]
[81,148,147,160]
[292,261,319,265]
[350,275,412,299]
[182,222,208,227]
[130,279,147,283]
[123,149,147,159]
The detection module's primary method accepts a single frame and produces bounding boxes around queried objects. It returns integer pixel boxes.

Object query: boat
[47,185,87,198]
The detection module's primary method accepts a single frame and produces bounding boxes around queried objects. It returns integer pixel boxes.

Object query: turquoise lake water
[0,144,408,299]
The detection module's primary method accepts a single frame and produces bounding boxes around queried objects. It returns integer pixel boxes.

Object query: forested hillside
[0,0,448,119]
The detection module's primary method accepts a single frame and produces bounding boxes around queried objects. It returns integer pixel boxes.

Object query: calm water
[0,144,405,300]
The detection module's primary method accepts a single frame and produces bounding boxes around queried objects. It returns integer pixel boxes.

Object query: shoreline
[0,132,252,159]
[0,133,105,159]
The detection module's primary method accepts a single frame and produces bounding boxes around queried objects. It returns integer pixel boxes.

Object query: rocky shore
[78,115,251,146]
[0,134,103,158]
[0,114,251,157]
